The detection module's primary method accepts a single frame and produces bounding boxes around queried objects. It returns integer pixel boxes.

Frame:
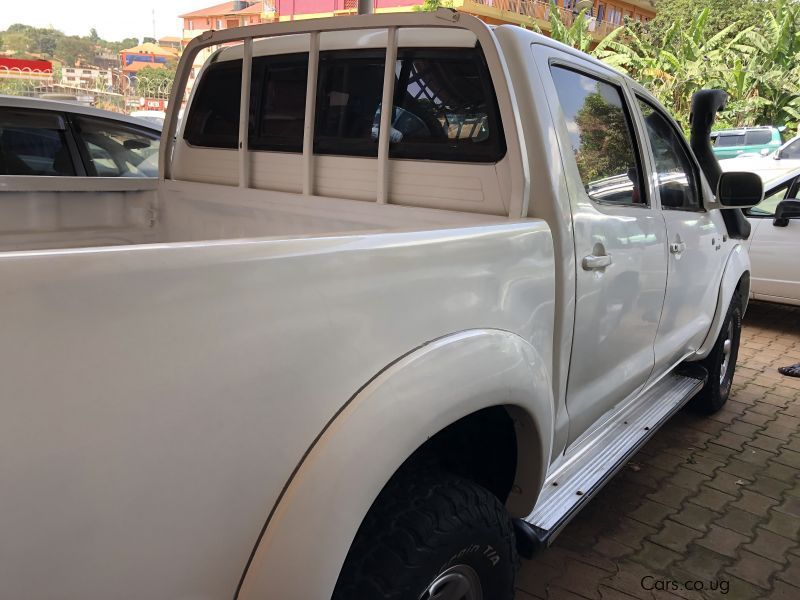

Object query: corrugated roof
[121,42,179,56]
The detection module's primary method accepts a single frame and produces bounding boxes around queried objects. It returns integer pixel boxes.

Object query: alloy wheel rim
[418,564,483,600]
[720,321,733,386]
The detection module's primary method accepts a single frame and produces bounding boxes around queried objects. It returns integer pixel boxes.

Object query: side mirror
[717,171,763,209]
[774,198,800,227]
[760,148,770,156]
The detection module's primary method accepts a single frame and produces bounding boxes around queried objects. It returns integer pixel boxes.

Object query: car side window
[0,108,76,176]
[72,116,160,177]
[550,65,645,207]
[748,180,793,217]
[745,130,772,145]
[780,139,800,159]
[637,99,702,211]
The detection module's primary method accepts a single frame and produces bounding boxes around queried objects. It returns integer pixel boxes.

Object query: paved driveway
[517,301,800,600]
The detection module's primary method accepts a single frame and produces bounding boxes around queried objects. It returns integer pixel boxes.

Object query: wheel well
[403,405,518,504]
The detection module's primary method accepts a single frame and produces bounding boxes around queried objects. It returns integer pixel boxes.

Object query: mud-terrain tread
[332,470,517,600]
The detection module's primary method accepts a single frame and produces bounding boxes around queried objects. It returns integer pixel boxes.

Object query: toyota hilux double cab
[0,10,762,600]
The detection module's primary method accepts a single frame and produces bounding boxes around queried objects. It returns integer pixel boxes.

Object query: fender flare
[694,243,750,359]
[237,329,554,600]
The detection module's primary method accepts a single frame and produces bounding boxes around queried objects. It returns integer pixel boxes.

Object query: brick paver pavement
[517,301,800,600]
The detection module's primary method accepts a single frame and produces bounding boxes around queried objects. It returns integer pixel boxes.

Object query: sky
[0,0,210,42]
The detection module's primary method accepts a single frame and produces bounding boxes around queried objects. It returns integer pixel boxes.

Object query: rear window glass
[0,108,75,176]
[184,46,505,163]
[314,50,386,157]
[381,48,505,162]
[184,59,242,149]
[251,53,309,153]
[745,130,772,145]
[715,134,745,147]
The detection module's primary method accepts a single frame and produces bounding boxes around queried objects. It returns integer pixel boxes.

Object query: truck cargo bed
[0,178,499,252]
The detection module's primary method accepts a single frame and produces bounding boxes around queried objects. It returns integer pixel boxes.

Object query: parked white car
[0,12,762,600]
[721,133,800,180]
[0,95,161,178]
[744,169,800,304]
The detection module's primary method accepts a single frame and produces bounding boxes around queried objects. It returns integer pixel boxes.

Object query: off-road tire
[690,291,742,414]
[332,471,517,600]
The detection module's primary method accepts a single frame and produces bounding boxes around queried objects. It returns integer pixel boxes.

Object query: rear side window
[0,108,76,176]
[745,130,772,145]
[715,134,745,147]
[72,116,160,177]
[184,59,242,149]
[550,66,645,206]
[184,46,505,163]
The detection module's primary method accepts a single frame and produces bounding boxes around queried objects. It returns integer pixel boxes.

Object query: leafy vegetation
[0,24,138,65]
[544,0,800,131]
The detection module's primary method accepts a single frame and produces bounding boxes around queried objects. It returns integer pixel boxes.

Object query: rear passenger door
[634,97,727,372]
[542,56,668,445]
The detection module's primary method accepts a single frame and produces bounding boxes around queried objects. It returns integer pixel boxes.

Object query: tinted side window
[637,99,701,211]
[184,59,242,149]
[251,53,308,152]
[781,139,800,159]
[382,48,505,162]
[745,130,772,145]
[314,50,386,157]
[550,66,645,206]
[0,109,75,176]
[73,116,160,177]
[715,134,745,147]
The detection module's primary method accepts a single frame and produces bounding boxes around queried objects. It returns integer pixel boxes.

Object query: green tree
[89,27,99,43]
[136,64,176,97]
[142,36,156,44]
[54,36,95,65]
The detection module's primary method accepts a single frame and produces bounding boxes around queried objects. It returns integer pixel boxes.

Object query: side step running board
[517,371,706,557]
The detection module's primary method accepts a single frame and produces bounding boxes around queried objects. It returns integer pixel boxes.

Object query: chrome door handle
[582,254,612,270]
[669,242,686,254]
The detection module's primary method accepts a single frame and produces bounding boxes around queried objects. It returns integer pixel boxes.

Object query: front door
[635,98,727,372]
[545,62,668,445]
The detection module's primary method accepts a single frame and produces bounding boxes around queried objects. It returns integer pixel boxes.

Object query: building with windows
[61,66,114,89]
[179,0,654,43]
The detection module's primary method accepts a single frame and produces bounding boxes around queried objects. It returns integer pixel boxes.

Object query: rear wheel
[690,291,742,414]
[332,471,517,600]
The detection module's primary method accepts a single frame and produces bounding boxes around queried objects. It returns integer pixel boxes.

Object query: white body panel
[747,217,800,304]
[0,221,554,600]
[0,13,749,599]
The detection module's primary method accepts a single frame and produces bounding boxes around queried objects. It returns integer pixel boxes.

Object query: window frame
[548,60,650,209]
[634,94,705,213]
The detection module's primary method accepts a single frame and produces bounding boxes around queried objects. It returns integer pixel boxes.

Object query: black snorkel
[689,90,751,239]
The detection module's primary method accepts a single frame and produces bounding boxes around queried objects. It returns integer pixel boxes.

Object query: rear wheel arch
[237,329,553,600]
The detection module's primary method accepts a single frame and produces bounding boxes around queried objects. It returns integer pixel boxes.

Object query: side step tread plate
[526,372,704,542]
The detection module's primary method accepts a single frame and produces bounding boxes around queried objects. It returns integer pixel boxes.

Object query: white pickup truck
[0,11,763,600]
